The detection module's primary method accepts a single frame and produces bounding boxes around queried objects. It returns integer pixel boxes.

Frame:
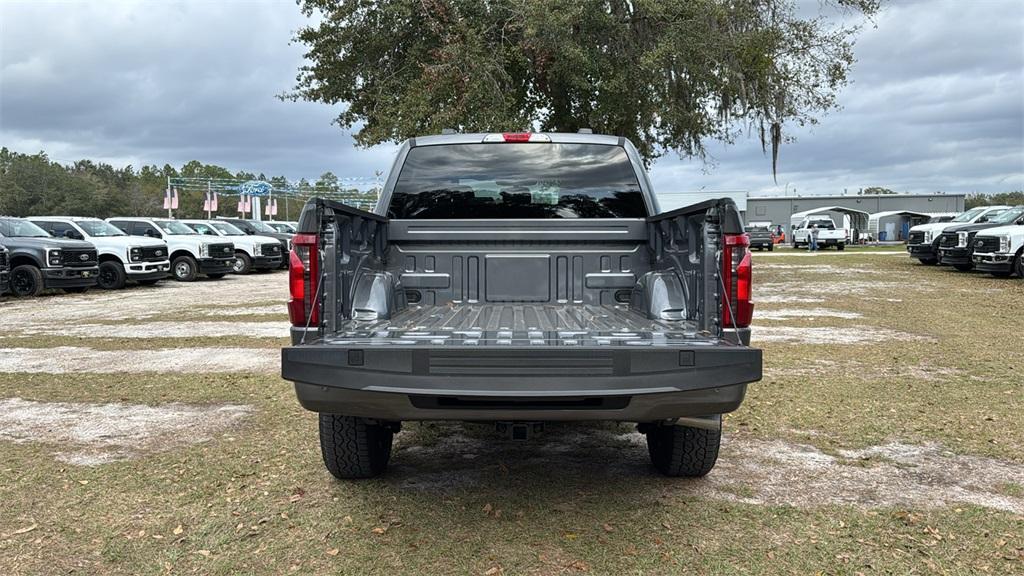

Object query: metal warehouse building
[744,193,965,228]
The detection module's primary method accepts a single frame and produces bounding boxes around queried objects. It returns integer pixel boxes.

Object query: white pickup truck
[29,216,170,289]
[971,209,1024,278]
[107,217,236,281]
[180,219,284,274]
[792,216,846,250]
[906,205,1009,265]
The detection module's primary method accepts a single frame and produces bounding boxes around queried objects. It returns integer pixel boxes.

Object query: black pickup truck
[281,132,762,480]
[938,206,1024,271]
[0,217,99,297]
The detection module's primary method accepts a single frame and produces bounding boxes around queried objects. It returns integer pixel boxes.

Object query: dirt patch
[755,308,862,320]
[756,295,826,304]
[0,397,253,465]
[388,423,1024,513]
[202,305,286,317]
[764,359,962,381]
[16,321,290,339]
[0,347,279,373]
[759,280,935,298]
[752,325,928,345]
[707,438,1024,513]
[0,274,285,329]
[756,263,883,274]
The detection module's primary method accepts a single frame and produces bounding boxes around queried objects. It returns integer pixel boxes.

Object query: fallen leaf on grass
[196,550,211,557]
[602,523,614,533]
[484,567,501,575]
[371,527,387,535]
[327,548,339,556]
[173,525,184,535]
[483,503,493,514]
[12,523,38,535]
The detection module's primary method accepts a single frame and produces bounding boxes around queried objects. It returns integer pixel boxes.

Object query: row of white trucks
[905,205,1024,277]
[0,216,297,297]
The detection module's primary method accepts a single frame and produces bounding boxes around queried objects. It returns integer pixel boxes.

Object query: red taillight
[502,132,532,142]
[721,233,754,329]
[288,233,319,327]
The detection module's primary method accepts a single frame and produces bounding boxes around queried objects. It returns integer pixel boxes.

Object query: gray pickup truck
[0,217,99,297]
[0,243,9,294]
[281,132,762,480]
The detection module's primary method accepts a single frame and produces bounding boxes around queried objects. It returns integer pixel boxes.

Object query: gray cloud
[1,0,1022,196]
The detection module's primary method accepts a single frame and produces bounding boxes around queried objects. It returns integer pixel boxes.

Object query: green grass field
[1,255,1021,575]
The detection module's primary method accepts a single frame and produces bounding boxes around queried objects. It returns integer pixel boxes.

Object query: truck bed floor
[324,304,710,347]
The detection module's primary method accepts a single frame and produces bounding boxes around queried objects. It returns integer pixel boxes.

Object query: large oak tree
[287,0,879,174]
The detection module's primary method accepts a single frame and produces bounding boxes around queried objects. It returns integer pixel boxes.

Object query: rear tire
[645,418,722,477]
[319,414,394,479]
[918,258,938,266]
[10,265,43,297]
[837,243,845,251]
[1015,252,1024,278]
[171,255,198,282]
[768,243,774,252]
[953,263,973,272]
[97,261,127,290]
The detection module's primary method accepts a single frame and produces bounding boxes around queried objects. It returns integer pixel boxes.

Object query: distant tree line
[0,148,377,220]
[965,191,1024,210]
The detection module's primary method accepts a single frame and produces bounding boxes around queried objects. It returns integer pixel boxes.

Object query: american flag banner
[211,192,219,212]
[171,188,179,210]
[236,196,245,213]
[243,195,251,213]
[271,198,279,216]
[163,187,172,210]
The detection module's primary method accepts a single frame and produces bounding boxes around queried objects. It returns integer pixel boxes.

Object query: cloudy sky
[1,0,1022,197]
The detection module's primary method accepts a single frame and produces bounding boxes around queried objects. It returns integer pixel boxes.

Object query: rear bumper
[198,258,236,274]
[282,344,762,422]
[42,267,99,288]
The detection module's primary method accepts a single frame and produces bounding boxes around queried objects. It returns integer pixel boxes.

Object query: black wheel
[10,265,43,297]
[64,286,89,294]
[953,263,973,272]
[171,255,198,282]
[319,414,394,479]
[232,252,252,274]
[768,243,774,252]
[206,273,227,279]
[1015,252,1024,278]
[97,261,127,290]
[991,270,1013,278]
[137,279,161,286]
[837,243,845,251]
[645,418,722,477]
[918,258,938,266]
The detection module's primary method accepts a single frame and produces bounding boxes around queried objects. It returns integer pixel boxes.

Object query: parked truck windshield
[76,220,127,237]
[0,219,51,238]
[153,220,200,235]
[388,143,646,219]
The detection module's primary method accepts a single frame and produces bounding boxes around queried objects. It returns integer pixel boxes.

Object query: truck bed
[322,303,710,347]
